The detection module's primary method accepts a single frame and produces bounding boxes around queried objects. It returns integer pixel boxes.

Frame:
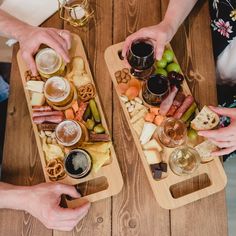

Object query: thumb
[56,184,81,198]
[22,52,38,76]
[155,43,165,60]
[209,106,236,118]
[122,38,132,59]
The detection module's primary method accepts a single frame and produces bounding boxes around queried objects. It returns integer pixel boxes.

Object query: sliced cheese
[142,139,163,152]
[132,118,145,137]
[130,108,148,124]
[140,122,157,145]
[130,103,146,117]
[26,80,45,93]
[30,92,45,106]
[144,149,162,164]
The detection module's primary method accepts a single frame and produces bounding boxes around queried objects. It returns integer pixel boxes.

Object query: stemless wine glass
[169,146,201,176]
[158,118,187,148]
[127,39,155,79]
[142,74,170,106]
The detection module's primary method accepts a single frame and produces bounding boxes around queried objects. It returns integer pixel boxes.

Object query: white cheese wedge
[144,149,162,164]
[140,122,157,145]
[142,139,163,152]
[130,108,148,124]
[30,92,45,106]
[132,118,145,137]
[26,80,45,93]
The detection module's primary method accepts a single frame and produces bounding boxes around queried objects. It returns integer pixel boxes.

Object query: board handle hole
[117,50,124,60]
[169,173,212,199]
[65,176,109,201]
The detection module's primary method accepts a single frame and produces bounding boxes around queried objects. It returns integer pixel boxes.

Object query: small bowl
[64,149,92,179]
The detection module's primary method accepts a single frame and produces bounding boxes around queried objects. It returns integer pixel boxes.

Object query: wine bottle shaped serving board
[17,34,123,208]
[105,42,227,209]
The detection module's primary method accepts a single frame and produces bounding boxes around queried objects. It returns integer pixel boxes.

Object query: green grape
[166,63,181,73]
[155,68,168,76]
[155,58,167,68]
[163,49,174,63]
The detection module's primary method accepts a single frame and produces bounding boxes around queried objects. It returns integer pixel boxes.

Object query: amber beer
[55,120,82,147]
[35,48,65,78]
[44,76,74,107]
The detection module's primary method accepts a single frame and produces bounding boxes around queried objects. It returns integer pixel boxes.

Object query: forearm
[162,0,198,37]
[0,182,29,211]
[0,9,31,40]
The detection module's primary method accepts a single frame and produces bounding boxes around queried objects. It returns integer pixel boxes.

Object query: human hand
[198,106,236,156]
[122,21,175,61]
[18,26,71,76]
[24,183,90,231]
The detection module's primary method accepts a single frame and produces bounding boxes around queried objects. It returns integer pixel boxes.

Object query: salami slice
[173,95,194,119]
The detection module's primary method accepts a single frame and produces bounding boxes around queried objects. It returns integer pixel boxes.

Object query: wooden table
[0,1,228,235]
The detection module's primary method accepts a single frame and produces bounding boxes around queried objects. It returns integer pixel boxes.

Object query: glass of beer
[142,74,170,106]
[55,120,82,147]
[127,39,155,79]
[169,146,201,176]
[35,48,65,78]
[64,149,92,179]
[158,118,187,148]
[44,76,74,107]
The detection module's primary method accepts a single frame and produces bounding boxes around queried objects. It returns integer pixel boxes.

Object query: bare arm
[0,182,90,231]
[163,0,198,37]
[122,0,198,59]
[0,9,71,75]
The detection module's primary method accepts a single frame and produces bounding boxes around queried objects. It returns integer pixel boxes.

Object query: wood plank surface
[0,13,63,236]
[0,1,228,236]
[160,0,228,235]
[112,1,170,236]
[54,1,113,236]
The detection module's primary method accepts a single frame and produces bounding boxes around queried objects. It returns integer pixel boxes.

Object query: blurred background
[0,36,12,167]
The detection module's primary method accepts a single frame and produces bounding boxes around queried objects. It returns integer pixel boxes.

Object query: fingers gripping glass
[126,40,155,79]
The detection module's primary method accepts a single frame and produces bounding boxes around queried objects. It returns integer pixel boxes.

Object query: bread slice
[194,140,218,162]
[191,106,219,131]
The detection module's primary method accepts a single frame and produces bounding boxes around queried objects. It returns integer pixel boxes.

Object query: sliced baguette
[194,140,218,163]
[191,106,219,131]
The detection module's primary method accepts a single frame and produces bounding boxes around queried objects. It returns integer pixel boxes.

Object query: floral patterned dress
[209,0,236,158]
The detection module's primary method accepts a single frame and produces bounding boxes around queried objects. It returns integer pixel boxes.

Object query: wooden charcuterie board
[105,42,227,209]
[17,34,123,208]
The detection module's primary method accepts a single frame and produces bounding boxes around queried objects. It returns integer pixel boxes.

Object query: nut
[121,71,126,79]
[120,95,129,103]
[116,77,122,83]
[52,138,57,144]
[39,130,46,139]
[51,132,56,139]
[45,131,52,137]
[122,68,129,74]
[115,70,121,78]
[130,100,136,106]
[125,102,131,108]
[134,97,143,104]
[46,137,52,144]
[128,106,134,113]
[125,74,131,81]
